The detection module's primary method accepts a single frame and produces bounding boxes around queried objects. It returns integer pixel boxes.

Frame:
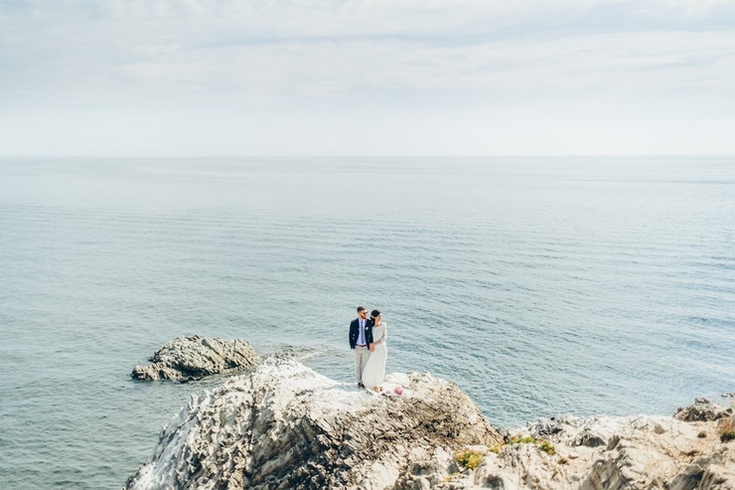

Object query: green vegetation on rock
[455,449,485,470]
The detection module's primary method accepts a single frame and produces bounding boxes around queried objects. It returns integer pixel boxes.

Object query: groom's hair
[357,306,366,313]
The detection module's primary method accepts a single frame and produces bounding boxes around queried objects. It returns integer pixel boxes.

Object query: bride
[362,310,387,392]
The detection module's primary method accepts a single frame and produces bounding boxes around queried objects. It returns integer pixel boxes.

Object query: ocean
[1,156,733,489]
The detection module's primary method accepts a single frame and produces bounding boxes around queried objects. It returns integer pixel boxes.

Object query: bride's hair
[370,309,381,323]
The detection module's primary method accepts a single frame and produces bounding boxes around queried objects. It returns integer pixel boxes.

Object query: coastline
[124,353,735,489]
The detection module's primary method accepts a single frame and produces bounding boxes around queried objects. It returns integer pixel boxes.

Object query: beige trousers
[354,345,370,384]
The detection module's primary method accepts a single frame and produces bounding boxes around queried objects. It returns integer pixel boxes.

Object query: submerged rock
[130,335,261,381]
[125,358,502,489]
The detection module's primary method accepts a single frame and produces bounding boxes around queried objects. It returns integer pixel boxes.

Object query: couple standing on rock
[349,306,388,392]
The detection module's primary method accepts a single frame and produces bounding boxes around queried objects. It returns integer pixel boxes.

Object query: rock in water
[130,335,261,381]
[674,397,733,422]
[125,358,502,489]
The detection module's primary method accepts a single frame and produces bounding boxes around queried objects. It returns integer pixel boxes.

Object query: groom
[349,306,373,389]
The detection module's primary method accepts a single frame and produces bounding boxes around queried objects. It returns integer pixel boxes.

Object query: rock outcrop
[126,359,735,489]
[131,335,261,381]
[125,358,502,489]
[469,413,735,490]
[674,397,733,422]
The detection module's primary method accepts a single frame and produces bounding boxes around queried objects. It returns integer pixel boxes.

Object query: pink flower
[394,386,404,395]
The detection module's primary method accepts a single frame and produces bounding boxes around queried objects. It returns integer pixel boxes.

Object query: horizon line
[1,154,734,159]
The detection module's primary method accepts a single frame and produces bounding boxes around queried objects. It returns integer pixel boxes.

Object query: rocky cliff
[126,359,735,489]
[470,411,735,489]
[125,358,502,489]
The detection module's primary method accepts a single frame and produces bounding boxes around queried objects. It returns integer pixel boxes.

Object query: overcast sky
[1,0,734,156]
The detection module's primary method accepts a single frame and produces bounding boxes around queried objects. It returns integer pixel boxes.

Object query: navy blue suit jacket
[349,317,374,349]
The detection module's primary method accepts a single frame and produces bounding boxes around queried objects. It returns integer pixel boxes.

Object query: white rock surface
[125,358,501,489]
[465,414,735,490]
[126,358,735,489]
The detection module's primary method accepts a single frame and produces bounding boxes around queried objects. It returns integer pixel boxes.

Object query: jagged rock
[575,428,608,448]
[130,335,261,381]
[125,358,502,490]
[495,415,735,490]
[125,361,735,490]
[674,397,733,422]
[669,451,735,490]
[529,417,564,438]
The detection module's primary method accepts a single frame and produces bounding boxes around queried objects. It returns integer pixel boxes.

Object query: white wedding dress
[362,322,387,389]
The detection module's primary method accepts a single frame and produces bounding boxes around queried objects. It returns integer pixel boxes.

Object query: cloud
[1,0,734,155]
[3,0,735,96]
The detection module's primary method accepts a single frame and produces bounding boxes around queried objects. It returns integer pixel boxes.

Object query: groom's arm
[348,320,356,349]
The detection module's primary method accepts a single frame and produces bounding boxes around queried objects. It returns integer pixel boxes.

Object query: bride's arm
[375,324,387,344]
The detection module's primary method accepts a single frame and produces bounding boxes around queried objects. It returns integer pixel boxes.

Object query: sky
[1,0,734,156]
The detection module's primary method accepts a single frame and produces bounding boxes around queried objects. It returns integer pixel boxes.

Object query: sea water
[1,156,734,489]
